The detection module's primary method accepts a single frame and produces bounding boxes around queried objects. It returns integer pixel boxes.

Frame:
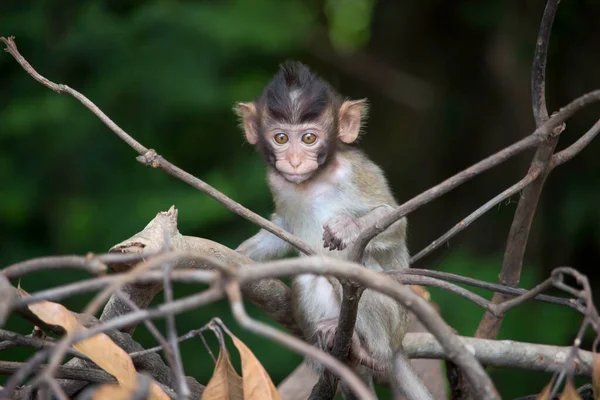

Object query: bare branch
[128,327,210,360]
[0,37,147,154]
[2,255,110,278]
[492,276,555,316]
[277,362,319,400]
[547,267,600,397]
[551,118,600,168]
[476,0,562,340]
[161,262,190,399]
[411,168,541,263]
[0,348,51,397]
[114,290,177,378]
[398,268,582,312]
[402,333,594,376]
[353,87,600,262]
[0,329,89,361]
[353,135,539,260]
[309,282,363,400]
[46,378,69,400]
[390,351,434,400]
[0,360,116,384]
[223,281,376,400]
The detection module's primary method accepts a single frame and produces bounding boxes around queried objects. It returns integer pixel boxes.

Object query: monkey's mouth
[281,172,312,184]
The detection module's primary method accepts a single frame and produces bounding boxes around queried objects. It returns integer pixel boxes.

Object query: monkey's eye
[274,133,289,144]
[301,132,317,144]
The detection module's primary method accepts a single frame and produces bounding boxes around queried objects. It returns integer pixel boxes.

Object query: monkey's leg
[313,318,382,372]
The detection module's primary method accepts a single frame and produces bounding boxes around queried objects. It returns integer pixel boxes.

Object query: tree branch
[475,0,561,340]
[402,333,594,376]
[390,351,434,400]
[551,118,600,168]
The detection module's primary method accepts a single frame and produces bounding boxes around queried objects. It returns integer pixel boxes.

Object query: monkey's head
[236,61,367,184]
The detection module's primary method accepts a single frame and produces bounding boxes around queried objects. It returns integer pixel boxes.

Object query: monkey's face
[265,122,329,184]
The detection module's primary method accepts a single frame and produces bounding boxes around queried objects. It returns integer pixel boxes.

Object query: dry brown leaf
[18,287,169,400]
[91,384,132,400]
[560,379,581,400]
[536,382,551,400]
[593,353,600,399]
[226,331,281,400]
[202,347,243,400]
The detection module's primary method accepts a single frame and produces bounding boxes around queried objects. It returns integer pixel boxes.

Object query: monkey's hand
[313,318,383,372]
[322,215,362,251]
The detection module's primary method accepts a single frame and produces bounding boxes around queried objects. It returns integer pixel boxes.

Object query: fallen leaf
[560,379,581,400]
[91,384,132,400]
[202,347,243,400]
[225,331,281,400]
[18,287,169,400]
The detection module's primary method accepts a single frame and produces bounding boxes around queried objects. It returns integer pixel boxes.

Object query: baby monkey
[236,61,410,390]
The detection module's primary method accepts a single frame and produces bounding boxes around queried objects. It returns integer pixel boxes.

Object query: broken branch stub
[107,207,300,336]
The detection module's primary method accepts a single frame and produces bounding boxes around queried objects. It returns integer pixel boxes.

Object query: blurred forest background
[1,0,600,398]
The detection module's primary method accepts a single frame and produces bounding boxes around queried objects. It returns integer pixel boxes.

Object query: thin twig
[0,329,89,361]
[128,327,210,360]
[115,290,177,372]
[491,276,555,315]
[11,264,580,318]
[390,351,434,400]
[309,282,363,400]
[14,269,216,308]
[411,168,541,263]
[162,262,190,399]
[551,118,600,168]
[397,268,582,312]
[547,267,600,397]
[37,252,224,383]
[0,348,51,398]
[45,378,69,400]
[2,255,112,278]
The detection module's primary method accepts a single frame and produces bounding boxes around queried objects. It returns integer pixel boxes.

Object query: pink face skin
[267,122,327,184]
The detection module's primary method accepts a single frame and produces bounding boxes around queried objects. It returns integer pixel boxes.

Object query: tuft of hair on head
[279,60,314,88]
[258,60,342,125]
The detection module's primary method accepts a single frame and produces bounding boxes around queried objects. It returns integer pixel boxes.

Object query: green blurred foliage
[1,0,600,398]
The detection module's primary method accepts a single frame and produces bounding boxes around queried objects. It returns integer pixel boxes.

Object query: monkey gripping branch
[2,0,600,398]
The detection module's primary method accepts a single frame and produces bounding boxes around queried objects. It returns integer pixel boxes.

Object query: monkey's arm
[236,214,293,262]
[323,205,409,270]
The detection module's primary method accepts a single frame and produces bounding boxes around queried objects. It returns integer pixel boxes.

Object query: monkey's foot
[322,215,361,251]
[313,318,383,372]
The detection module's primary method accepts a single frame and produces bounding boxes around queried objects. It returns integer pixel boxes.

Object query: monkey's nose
[289,158,302,168]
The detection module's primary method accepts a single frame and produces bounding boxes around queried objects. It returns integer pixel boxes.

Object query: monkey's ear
[338,99,368,144]
[235,102,259,144]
